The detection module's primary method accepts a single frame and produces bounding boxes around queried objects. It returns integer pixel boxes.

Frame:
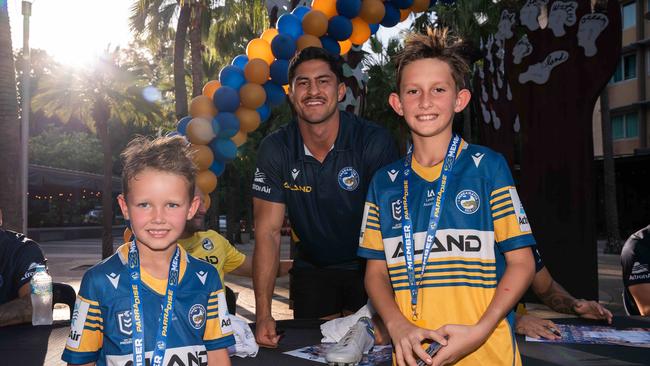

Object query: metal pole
[21,0,32,234]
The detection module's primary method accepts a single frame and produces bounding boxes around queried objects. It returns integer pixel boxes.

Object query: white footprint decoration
[519,50,569,85]
[577,13,609,57]
[513,35,533,65]
[486,36,495,74]
[507,82,512,101]
[495,10,516,41]
[497,69,504,89]
[548,1,578,37]
[480,101,491,124]
[520,0,548,31]
[491,109,502,130]
[481,84,489,103]
[514,114,521,133]
[492,79,499,100]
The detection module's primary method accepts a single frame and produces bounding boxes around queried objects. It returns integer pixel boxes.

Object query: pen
[547,326,561,337]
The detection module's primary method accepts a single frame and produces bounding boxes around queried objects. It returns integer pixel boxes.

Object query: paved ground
[43,236,627,322]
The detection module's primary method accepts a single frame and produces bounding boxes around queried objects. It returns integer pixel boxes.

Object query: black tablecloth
[0,320,70,366]
[233,317,650,366]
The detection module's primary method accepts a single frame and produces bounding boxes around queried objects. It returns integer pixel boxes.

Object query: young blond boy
[358,28,536,366]
[63,136,234,366]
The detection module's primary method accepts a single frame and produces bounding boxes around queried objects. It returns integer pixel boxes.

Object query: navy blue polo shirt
[0,229,46,304]
[252,111,399,267]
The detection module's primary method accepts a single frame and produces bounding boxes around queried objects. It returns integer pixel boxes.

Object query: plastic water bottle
[30,265,53,325]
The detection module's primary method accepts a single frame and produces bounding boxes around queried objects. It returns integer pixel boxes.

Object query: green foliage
[30,126,103,173]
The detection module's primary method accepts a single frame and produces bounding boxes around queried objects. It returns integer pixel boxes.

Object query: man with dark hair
[621,225,650,316]
[252,47,398,347]
[0,208,47,326]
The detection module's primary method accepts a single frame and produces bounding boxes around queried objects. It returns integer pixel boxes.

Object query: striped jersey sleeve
[358,178,386,259]
[203,271,235,350]
[490,155,535,252]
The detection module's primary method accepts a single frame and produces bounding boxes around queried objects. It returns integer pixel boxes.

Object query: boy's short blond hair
[394,27,470,92]
[120,135,196,200]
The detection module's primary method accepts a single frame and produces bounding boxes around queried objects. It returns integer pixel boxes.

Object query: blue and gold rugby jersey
[358,141,535,366]
[62,244,234,366]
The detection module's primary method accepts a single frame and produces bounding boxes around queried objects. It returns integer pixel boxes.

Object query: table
[0,320,69,366]
[233,317,650,366]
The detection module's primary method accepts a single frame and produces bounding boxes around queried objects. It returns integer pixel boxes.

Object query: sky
[6,0,416,68]
[7,0,133,67]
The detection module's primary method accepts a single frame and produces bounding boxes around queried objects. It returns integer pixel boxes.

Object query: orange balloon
[246,38,275,66]
[410,0,430,12]
[239,83,266,109]
[244,58,270,84]
[235,107,261,133]
[311,0,337,18]
[202,80,221,99]
[189,95,217,118]
[297,34,323,51]
[260,28,279,43]
[349,17,371,45]
[339,39,352,55]
[186,117,215,145]
[123,227,133,243]
[283,84,289,94]
[302,10,329,37]
[400,9,411,22]
[231,130,248,147]
[196,170,218,194]
[189,144,214,171]
[359,0,385,24]
[202,193,211,210]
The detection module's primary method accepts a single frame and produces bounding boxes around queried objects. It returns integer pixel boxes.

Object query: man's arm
[0,283,32,327]
[629,283,650,316]
[229,257,292,277]
[366,259,446,366]
[252,198,285,347]
[432,247,534,366]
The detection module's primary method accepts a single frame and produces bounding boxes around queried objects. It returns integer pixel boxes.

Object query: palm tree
[32,51,163,258]
[0,2,22,231]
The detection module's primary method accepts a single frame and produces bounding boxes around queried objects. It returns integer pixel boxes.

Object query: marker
[547,326,561,337]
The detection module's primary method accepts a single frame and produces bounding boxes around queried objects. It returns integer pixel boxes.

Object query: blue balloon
[380,3,400,28]
[328,16,353,41]
[270,59,290,86]
[320,36,341,55]
[166,131,180,137]
[209,160,226,176]
[213,112,240,138]
[393,0,414,9]
[336,0,361,18]
[257,103,271,123]
[277,13,303,40]
[263,82,286,106]
[232,54,249,69]
[291,6,310,20]
[219,65,246,90]
[209,138,238,162]
[177,116,192,135]
[369,23,379,35]
[271,33,297,60]
[213,86,240,113]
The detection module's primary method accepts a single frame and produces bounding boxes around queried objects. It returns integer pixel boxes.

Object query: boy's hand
[255,316,280,348]
[515,315,561,340]
[573,300,613,323]
[388,318,447,366]
[430,324,489,366]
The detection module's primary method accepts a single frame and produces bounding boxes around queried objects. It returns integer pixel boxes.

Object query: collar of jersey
[117,243,188,295]
[410,139,466,183]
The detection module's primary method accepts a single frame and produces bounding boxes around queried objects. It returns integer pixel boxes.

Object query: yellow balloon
[123,227,133,243]
[400,8,411,22]
[202,192,211,210]
[302,10,329,37]
[231,130,248,147]
[339,39,352,55]
[186,117,215,145]
[410,0,430,13]
[261,28,279,43]
[239,83,267,110]
[311,0,337,18]
[297,34,323,51]
[189,95,217,118]
[246,38,275,66]
[283,84,290,94]
[189,144,214,171]
[235,107,261,133]
[359,0,385,24]
[202,80,221,99]
[244,58,271,84]
[349,17,371,45]
[196,170,218,194]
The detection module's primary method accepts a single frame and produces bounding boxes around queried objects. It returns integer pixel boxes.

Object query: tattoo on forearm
[0,297,33,327]
[538,281,576,314]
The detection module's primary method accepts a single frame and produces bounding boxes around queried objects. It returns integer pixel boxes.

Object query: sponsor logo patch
[106,272,120,289]
[253,168,266,183]
[202,238,214,251]
[455,190,480,214]
[387,169,399,182]
[67,298,90,349]
[117,309,133,336]
[217,292,234,334]
[20,262,40,281]
[188,304,207,329]
[391,199,402,221]
[196,270,208,285]
[472,153,485,168]
[291,168,300,180]
[338,167,359,191]
[509,188,531,232]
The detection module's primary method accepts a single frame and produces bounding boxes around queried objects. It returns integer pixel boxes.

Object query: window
[623,2,636,29]
[611,54,637,82]
[612,113,639,140]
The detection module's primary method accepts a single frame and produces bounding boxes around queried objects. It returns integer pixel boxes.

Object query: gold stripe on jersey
[361,227,384,252]
[494,215,530,243]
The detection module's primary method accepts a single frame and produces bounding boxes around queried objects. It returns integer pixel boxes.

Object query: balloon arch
[175,0,447,200]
